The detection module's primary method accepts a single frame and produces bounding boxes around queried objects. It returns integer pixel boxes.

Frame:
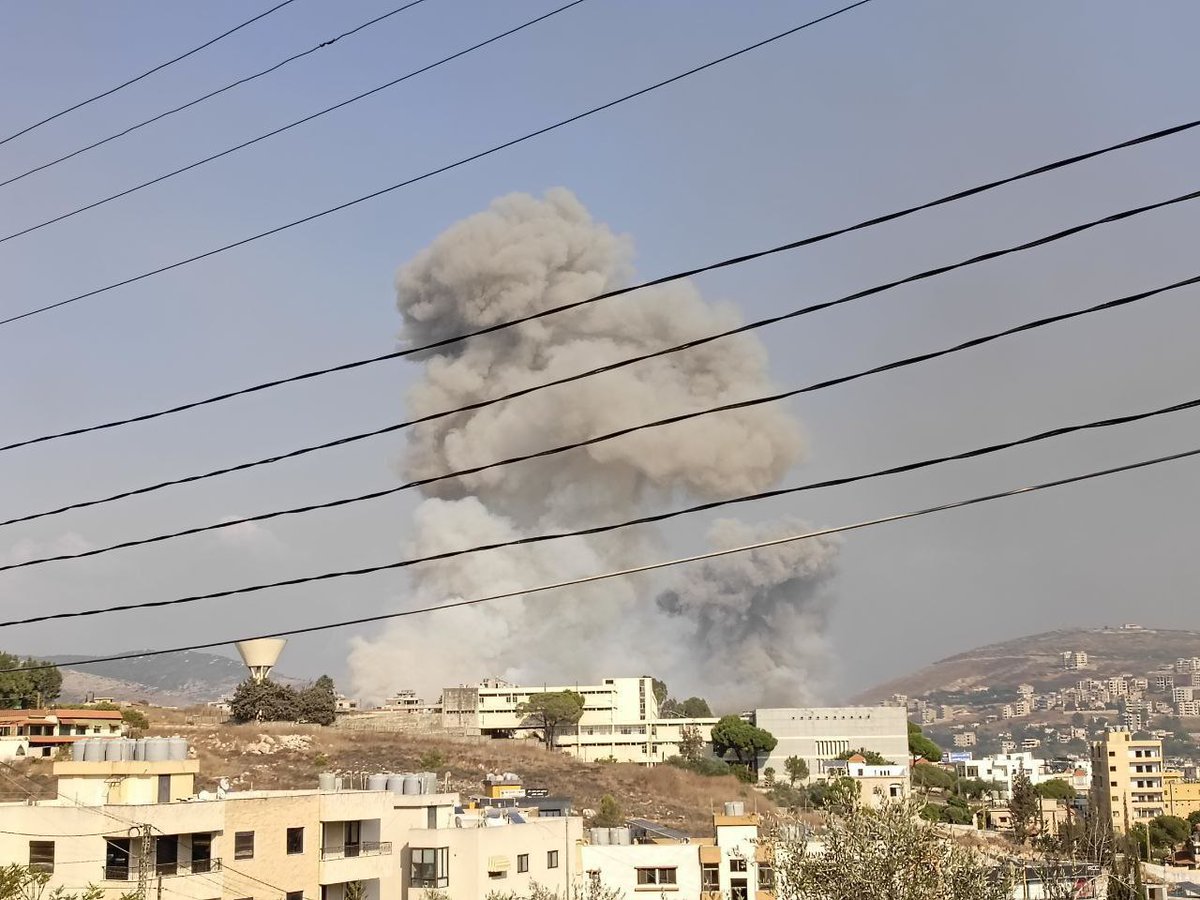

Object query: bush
[121,708,149,731]
[663,755,731,777]
[911,763,955,791]
[729,764,754,783]
[591,795,623,828]
[419,749,447,771]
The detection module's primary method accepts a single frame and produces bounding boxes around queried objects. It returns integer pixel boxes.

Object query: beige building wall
[1092,728,1165,833]
[222,794,321,900]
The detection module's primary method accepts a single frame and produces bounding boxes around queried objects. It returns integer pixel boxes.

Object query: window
[426,806,437,829]
[286,828,304,855]
[1110,766,1117,773]
[29,841,54,874]
[547,851,559,869]
[758,864,775,890]
[411,847,449,889]
[636,868,677,886]
[234,832,255,860]
[158,775,171,804]
[155,835,178,876]
[286,892,302,900]
[701,863,719,891]
[517,854,529,873]
[730,858,747,873]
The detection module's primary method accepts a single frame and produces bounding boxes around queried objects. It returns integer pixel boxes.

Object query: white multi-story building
[753,706,909,778]
[440,677,716,766]
[0,749,581,900]
[955,753,1058,800]
[1062,651,1089,670]
[953,732,977,748]
[1173,686,1195,704]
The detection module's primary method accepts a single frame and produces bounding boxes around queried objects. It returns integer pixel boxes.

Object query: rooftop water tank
[402,775,420,795]
[386,775,405,793]
[145,738,168,762]
[134,738,146,761]
[70,740,87,762]
[590,828,609,845]
[104,739,123,762]
[367,774,389,792]
[83,739,104,762]
[421,772,437,794]
[724,801,745,816]
[167,738,188,761]
[612,827,630,845]
[318,773,336,792]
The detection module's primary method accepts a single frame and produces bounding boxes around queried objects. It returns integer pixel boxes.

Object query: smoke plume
[348,189,838,709]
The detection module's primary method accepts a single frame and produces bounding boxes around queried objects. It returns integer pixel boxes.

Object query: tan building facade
[1092,727,1165,832]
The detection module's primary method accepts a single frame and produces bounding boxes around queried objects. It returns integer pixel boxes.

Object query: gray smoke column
[348,189,838,707]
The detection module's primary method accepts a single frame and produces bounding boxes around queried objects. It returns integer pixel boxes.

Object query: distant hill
[854,626,1200,703]
[46,651,305,706]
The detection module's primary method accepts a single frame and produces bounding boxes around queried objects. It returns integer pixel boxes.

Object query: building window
[411,847,449,889]
[701,863,719,891]
[636,868,677,886]
[730,858,747,873]
[517,854,529,873]
[758,864,775,890]
[234,832,255,860]
[547,851,559,869]
[29,841,54,874]
[286,893,302,900]
[286,828,304,855]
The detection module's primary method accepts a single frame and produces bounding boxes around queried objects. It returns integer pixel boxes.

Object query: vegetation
[664,755,732,777]
[418,749,447,771]
[230,676,338,725]
[479,880,624,900]
[769,798,1012,900]
[678,724,704,761]
[591,794,623,827]
[910,763,954,791]
[0,864,133,900]
[784,755,809,785]
[651,679,713,718]
[0,654,61,708]
[1034,779,1076,801]
[710,715,777,768]
[1007,768,1040,844]
[120,708,149,732]
[836,748,890,765]
[1130,814,1191,859]
[517,691,585,747]
[907,721,943,762]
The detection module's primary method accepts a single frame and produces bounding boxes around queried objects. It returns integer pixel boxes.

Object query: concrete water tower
[235,638,286,683]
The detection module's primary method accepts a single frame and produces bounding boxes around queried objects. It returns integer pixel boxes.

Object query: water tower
[235,638,286,683]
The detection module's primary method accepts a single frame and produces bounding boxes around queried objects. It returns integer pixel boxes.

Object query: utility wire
[3,392,1199,629]
[6,442,1199,671]
[0,0,300,148]
[0,0,587,247]
[4,269,1196,576]
[5,186,1195,530]
[5,116,1199,447]
[0,1,884,327]
[0,0,432,190]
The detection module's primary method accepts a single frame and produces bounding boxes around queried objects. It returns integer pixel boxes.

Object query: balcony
[320,842,391,861]
[104,859,222,881]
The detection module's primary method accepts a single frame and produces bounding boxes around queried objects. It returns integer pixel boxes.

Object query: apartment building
[1062,651,1089,670]
[440,676,716,765]
[1164,772,1200,820]
[0,708,125,758]
[823,758,909,808]
[753,706,909,777]
[953,732,978,748]
[954,752,1055,800]
[580,804,775,899]
[1092,727,1165,832]
[0,750,581,900]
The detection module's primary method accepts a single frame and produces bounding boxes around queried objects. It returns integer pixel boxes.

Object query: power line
[5,186,1195,530]
[0,0,432,190]
[5,269,1196,575]
[4,391,1199,629]
[0,1,875,327]
[5,119,1199,450]
[0,0,588,247]
[0,0,300,148]
[6,442,1199,673]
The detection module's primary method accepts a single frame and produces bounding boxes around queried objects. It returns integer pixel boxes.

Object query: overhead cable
[0,0,432,190]
[4,392,1199,628]
[5,270,1196,573]
[0,0,300,148]
[5,117,1200,445]
[0,0,588,244]
[4,186,1196,531]
[7,443,1199,670]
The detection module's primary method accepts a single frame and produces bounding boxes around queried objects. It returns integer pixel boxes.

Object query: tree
[910,763,954,791]
[763,766,777,786]
[822,776,861,814]
[784,755,809,785]
[1188,809,1200,830]
[298,675,337,726]
[907,721,943,762]
[769,798,1012,900]
[710,715,777,768]
[651,679,668,707]
[0,654,61,709]
[1008,768,1040,845]
[591,794,623,827]
[678,697,713,718]
[1034,779,1076,801]
[836,748,889,765]
[517,691,584,747]
[678,724,704,762]
[120,708,149,733]
[0,864,130,900]
[230,678,299,723]
[418,749,447,771]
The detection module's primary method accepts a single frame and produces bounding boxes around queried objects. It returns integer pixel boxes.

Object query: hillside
[3,713,771,836]
[855,626,1200,702]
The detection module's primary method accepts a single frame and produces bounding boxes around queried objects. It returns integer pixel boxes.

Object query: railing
[104,859,222,881]
[320,842,391,861]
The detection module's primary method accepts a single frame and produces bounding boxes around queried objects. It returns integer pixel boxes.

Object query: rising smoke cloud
[348,189,838,709]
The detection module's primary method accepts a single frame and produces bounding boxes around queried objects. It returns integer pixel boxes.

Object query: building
[1062,651,1089,670]
[1092,727,1165,832]
[0,709,125,759]
[823,757,909,808]
[955,753,1054,800]
[440,676,716,765]
[381,691,438,715]
[0,745,582,900]
[953,732,978,748]
[752,706,909,778]
[579,803,775,899]
[1164,772,1200,820]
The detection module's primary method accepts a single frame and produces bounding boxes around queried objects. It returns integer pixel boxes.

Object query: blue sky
[3,0,1200,701]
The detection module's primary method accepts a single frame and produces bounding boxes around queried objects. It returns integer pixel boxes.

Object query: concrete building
[823,757,909,808]
[955,753,1055,800]
[580,804,774,900]
[0,709,125,759]
[1163,772,1200,820]
[753,706,909,778]
[1062,651,1089,670]
[953,732,978,748]
[1092,727,1165,833]
[0,748,582,900]
[441,676,716,765]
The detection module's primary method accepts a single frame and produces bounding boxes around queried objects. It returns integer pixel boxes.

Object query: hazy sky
[3,0,1200,703]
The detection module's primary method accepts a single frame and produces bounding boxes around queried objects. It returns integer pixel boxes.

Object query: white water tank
[318,773,336,791]
[402,775,420,795]
[724,801,745,816]
[590,828,608,845]
[145,738,168,762]
[168,738,188,760]
[134,738,146,761]
[368,774,389,791]
[386,775,405,793]
[71,740,88,762]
